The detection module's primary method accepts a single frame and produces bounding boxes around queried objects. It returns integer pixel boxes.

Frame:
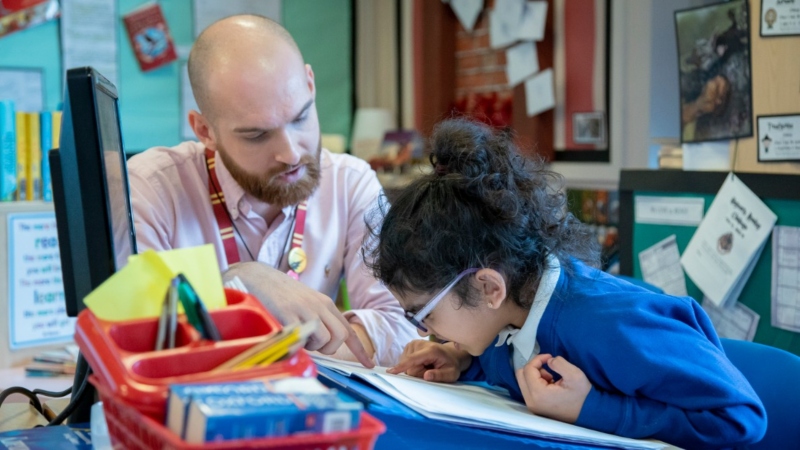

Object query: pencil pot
[75,289,316,423]
[92,375,386,450]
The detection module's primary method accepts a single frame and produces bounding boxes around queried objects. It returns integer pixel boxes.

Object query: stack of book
[0,100,62,202]
[167,377,363,444]
[25,345,79,377]
[653,138,683,169]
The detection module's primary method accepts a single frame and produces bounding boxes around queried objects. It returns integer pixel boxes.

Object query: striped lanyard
[205,149,308,279]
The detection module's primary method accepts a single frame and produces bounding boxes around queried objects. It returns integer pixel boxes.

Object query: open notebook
[312,355,666,450]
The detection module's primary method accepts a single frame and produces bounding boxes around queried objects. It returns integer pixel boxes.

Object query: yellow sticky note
[147,245,226,311]
[84,245,226,321]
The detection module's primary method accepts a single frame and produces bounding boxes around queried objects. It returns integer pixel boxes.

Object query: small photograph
[717,231,733,255]
[572,112,606,145]
[675,0,753,143]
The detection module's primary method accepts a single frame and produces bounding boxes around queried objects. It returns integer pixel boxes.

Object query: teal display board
[620,171,800,356]
[0,0,352,153]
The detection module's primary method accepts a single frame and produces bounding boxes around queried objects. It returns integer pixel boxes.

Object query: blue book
[0,101,15,202]
[184,391,362,444]
[40,111,53,201]
[0,425,91,449]
[167,380,272,438]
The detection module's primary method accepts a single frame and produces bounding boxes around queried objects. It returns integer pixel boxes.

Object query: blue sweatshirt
[459,260,766,449]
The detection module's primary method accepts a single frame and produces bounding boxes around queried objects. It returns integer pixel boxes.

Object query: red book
[0,0,59,39]
[122,2,177,72]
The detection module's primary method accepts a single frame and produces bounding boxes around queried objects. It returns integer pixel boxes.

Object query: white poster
[761,0,800,36]
[771,225,800,333]
[60,0,119,87]
[7,213,74,349]
[757,114,800,162]
[193,0,282,37]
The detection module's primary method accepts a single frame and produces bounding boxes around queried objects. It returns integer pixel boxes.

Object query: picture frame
[760,0,800,37]
[756,113,800,162]
[675,0,754,144]
[552,0,611,162]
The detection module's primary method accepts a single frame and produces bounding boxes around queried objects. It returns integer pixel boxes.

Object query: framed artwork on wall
[675,0,753,144]
[552,0,610,162]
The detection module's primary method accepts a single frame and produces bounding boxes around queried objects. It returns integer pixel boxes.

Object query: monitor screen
[51,66,137,317]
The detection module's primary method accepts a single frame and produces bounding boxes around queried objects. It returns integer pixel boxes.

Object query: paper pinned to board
[450,0,483,32]
[702,298,760,342]
[84,245,226,321]
[505,41,539,87]
[638,235,688,297]
[489,9,519,49]
[312,355,665,449]
[517,1,547,41]
[771,225,800,333]
[524,68,555,117]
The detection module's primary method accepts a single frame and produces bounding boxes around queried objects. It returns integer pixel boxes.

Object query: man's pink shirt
[127,141,417,365]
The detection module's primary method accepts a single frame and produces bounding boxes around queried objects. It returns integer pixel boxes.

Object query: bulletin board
[619,170,800,356]
[0,0,353,153]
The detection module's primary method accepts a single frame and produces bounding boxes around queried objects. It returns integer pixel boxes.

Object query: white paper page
[634,196,705,226]
[450,0,484,32]
[702,298,760,342]
[517,1,547,41]
[7,213,75,349]
[524,68,555,117]
[180,62,200,140]
[721,240,766,309]
[60,0,118,87]
[681,174,777,306]
[0,69,44,112]
[313,355,664,450]
[489,10,519,49]
[505,42,539,87]
[771,225,800,333]
[193,0,281,37]
[638,235,687,297]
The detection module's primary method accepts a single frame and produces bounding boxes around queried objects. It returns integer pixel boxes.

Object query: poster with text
[7,212,73,349]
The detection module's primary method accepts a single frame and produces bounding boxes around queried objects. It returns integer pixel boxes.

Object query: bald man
[127,15,417,367]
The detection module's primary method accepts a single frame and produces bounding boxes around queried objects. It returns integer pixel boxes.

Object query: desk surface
[0,367,73,402]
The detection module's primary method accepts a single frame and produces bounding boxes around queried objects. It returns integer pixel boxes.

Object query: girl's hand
[386,340,473,383]
[515,354,592,424]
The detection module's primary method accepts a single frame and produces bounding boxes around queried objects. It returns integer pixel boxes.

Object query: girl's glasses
[404,269,479,333]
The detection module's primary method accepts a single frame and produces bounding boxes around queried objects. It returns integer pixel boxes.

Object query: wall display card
[701,297,760,342]
[7,213,74,349]
[681,174,777,307]
[180,62,200,140]
[634,196,705,226]
[193,0,281,37]
[524,68,555,117]
[517,1,547,41]
[505,42,539,87]
[757,114,800,162]
[638,235,688,297]
[450,0,483,32]
[0,68,44,112]
[122,2,178,72]
[760,0,800,36]
[488,9,519,49]
[771,225,800,333]
[60,0,119,87]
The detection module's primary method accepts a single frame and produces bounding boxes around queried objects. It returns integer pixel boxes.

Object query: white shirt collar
[494,254,561,371]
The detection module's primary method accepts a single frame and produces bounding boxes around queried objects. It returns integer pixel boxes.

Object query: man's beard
[217,143,322,208]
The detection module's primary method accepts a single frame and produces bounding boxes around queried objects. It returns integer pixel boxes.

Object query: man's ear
[305,64,316,98]
[474,268,507,309]
[189,110,217,150]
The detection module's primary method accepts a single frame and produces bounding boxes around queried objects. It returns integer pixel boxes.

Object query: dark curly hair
[363,118,599,310]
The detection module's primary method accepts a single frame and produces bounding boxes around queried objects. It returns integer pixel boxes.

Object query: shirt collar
[494,254,562,367]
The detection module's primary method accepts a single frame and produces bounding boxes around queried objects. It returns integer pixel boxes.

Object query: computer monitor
[50,66,137,318]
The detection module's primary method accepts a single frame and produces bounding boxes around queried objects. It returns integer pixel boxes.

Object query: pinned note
[84,245,226,321]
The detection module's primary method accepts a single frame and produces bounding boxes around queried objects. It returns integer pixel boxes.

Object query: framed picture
[552,0,610,162]
[675,0,753,144]
[760,0,800,37]
[572,112,607,146]
[757,114,800,162]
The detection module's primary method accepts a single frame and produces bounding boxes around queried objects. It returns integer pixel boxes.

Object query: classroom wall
[0,0,353,153]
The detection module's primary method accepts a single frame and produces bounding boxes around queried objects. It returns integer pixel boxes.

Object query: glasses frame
[404,268,479,333]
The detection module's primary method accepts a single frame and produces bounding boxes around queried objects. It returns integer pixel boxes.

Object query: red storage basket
[92,376,385,450]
